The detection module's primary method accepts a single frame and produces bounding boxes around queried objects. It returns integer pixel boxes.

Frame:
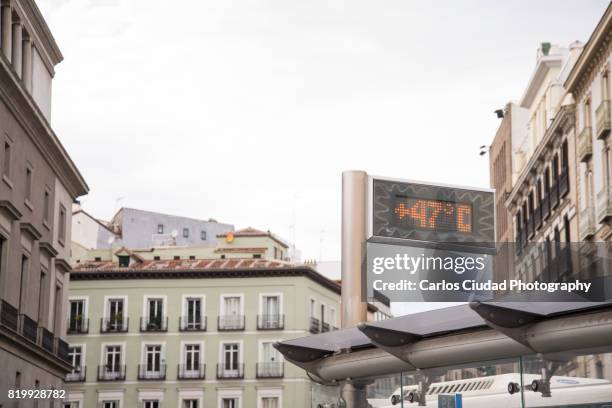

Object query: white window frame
[97,390,124,407]
[181,294,205,323]
[138,390,164,405]
[103,295,128,323]
[100,342,126,366]
[65,392,84,408]
[257,339,283,363]
[142,295,167,321]
[140,341,166,370]
[329,307,337,327]
[180,340,205,370]
[68,296,89,320]
[258,292,283,315]
[177,389,203,408]
[217,388,243,408]
[219,340,243,375]
[309,297,316,318]
[68,343,86,372]
[219,294,244,316]
[257,388,282,408]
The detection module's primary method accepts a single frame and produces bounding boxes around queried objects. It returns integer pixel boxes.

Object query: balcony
[137,364,167,380]
[177,364,206,380]
[67,317,89,334]
[580,206,597,240]
[140,316,168,332]
[321,322,330,333]
[55,338,71,363]
[550,183,560,209]
[578,126,593,162]
[100,317,129,333]
[39,327,54,353]
[218,315,245,331]
[256,362,284,379]
[65,366,86,382]
[559,169,569,199]
[179,316,206,332]
[217,363,244,379]
[597,185,612,223]
[0,300,18,331]
[309,317,320,334]
[19,314,38,343]
[257,314,285,330]
[97,365,126,381]
[596,100,611,139]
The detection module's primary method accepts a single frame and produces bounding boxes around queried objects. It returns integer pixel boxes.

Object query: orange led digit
[393,197,472,233]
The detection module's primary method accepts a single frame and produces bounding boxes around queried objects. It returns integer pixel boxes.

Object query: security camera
[507,382,520,394]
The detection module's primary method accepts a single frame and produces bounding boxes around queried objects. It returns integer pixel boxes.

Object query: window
[261,397,279,408]
[183,228,189,238]
[2,140,11,178]
[157,224,164,234]
[274,247,278,259]
[184,343,201,371]
[222,399,238,408]
[329,308,336,326]
[118,256,130,268]
[185,297,202,329]
[253,254,261,259]
[260,295,280,328]
[25,165,32,203]
[69,346,82,370]
[69,299,85,332]
[200,230,206,240]
[144,345,162,372]
[144,401,159,408]
[108,298,125,330]
[94,257,102,262]
[104,345,122,374]
[174,255,180,260]
[145,297,164,329]
[102,401,119,408]
[189,255,195,260]
[153,256,160,261]
[54,283,62,333]
[183,400,198,408]
[310,299,315,317]
[18,255,28,312]
[37,270,46,321]
[223,343,240,372]
[43,190,50,224]
[58,204,67,244]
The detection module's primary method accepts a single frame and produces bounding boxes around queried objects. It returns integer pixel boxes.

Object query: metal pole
[341,170,369,407]
[341,170,368,328]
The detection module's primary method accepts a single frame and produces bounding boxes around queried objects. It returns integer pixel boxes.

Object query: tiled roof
[73,257,293,272]
[214,247,267,253]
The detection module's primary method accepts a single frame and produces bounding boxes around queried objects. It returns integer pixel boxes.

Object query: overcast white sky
[39,0,609,262]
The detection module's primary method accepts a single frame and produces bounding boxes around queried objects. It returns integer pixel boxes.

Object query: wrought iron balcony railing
[100,317,129,333]
[97,365,126,381]
[65,366,86,382]
[256,362,284,378]
[19,314,38,343]
[137,364,167,380]
[216,363,244,379]
[578,126,593,162]
[39,327,54,353]
[55,338,71,363]
[179,316,207,331]
[257,314,284,330]
[140,316,168,332]
[218,315,245,331]
[0,300,18,331]
[321,322,330,333]
[67,317,89,334]
[177,364,206,380]
[596,100,611,140]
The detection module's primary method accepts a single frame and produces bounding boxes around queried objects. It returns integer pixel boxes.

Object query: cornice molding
[565,4,612,99]
[0,56,88,199]
[20,222,41,240]
[71,267,343,295]
[54,258,72,273]
[39,241,58,257]
[0,200,23,221]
